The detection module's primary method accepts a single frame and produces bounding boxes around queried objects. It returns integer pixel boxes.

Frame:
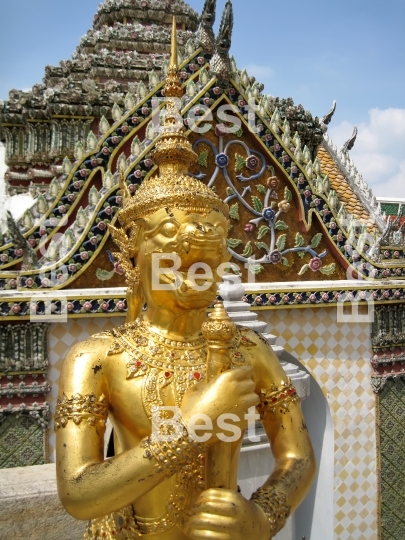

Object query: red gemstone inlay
[165,372,172,378]
[235,352,241,357]
[194,372,201,380]
[136,361,142,368]
[280,394,286,399]
[272,397,278,403]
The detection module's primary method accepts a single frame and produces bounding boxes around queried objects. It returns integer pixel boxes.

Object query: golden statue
[56,18,315,539]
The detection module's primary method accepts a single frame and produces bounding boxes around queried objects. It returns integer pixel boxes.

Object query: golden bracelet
[256,377,300,417]
[141,414,206,479]
[54,392,108,430]
[250,486,291,537]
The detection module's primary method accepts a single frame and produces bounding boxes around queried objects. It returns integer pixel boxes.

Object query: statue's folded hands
[187,488,271,540]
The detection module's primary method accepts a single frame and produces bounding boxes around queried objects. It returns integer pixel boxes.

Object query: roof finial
[320,100,337,133]
[170,16,178,71]
[164,16,183,99]
[197,0,217,55]
[210,0,234,85]
[341,125,358,154]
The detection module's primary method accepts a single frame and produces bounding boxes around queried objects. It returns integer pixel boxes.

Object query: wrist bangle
[250,486,290,537]
[141,414,206,478]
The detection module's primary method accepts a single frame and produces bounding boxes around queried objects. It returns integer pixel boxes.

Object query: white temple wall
[259,307,377,540]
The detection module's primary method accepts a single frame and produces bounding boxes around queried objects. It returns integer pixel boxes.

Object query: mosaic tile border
[0,281,404,320]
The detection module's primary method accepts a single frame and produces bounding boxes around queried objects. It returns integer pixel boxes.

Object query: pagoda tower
[0,0,199,195]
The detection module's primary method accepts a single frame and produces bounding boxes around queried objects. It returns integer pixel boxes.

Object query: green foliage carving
[226,187,235,197]
[229,203,240,220]
[294,233,305,247]
[275,221,288,231]
[320,263,336,275]
[96,268,115,281]
[256,184,267,194]
[310,233,323,248]
[249,264,264,275]
[258,225,270,239]
[255,242,269,253]
[251,196,263,213]
[284,186,292,203]
[227,238,243,248]
[235,154,246,172]
[242,241,253,257]
[298,264,310,276]
[276,234,287,251]
[282,257,290,266]
[198,150,209,168]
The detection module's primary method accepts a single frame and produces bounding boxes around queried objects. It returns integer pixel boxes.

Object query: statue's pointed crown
[117,17,228,228]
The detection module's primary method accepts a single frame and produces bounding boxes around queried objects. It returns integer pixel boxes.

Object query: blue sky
[0,0,404,198]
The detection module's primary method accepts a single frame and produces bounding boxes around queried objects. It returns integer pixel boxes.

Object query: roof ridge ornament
[210,0,234,85]
[197,0,217,55]
[320,100,337,133]
[341,125,358,154]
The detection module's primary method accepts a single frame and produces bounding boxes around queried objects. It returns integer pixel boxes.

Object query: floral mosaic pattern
[378,379,405,540]
[0,413,48,469]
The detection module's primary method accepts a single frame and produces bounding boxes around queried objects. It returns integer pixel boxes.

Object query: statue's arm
[56,336,166,521]
[245,331,316,518]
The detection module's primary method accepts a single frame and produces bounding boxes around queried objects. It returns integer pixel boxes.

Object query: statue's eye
[161,222,178,238]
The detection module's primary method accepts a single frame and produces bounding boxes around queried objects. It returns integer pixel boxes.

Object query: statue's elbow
[57,479,96,521]
[60,495,96,521]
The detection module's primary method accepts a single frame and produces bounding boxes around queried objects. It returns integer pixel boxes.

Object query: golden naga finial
[164,16,183,99]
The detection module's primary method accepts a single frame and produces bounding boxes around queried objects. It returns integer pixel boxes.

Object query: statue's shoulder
[236,328,287,387]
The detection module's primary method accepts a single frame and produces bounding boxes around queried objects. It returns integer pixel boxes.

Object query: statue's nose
[184,222,219,236]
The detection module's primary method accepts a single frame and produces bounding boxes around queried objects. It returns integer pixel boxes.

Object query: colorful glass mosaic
[0,414,47,469]
[378,378,405,540]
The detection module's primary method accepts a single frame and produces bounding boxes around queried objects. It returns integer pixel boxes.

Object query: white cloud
[244,64,274,81]
[328,108,405,199]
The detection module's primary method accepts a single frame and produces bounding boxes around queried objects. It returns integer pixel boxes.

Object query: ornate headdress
[116,17,228,230]
[109,18,229,314]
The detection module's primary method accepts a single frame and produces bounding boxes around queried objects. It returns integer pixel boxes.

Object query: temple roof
[0,0,404,307]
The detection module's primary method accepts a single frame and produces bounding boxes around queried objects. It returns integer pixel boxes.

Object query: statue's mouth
[153,237,223,297]
[163,233,226,269]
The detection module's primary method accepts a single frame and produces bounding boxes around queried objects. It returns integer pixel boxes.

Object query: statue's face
[137,208,229,311]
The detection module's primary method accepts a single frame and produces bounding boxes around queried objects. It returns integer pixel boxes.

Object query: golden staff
[202,302,237,489]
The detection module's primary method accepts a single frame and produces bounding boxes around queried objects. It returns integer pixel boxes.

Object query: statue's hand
[180,366,259,445]
[187,488,271,540]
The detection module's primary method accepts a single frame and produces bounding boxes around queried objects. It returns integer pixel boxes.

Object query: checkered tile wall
[259,307,377,540]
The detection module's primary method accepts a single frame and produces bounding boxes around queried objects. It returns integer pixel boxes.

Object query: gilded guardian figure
[56,19,315,540]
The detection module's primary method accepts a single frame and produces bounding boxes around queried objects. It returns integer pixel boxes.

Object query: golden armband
[250,486,291,537]
[54,393,108,430]
[141,414,206,479]
[256,377,300,418]
[84,506,138,540]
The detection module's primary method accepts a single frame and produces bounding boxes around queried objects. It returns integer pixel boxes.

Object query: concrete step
[235,320,268,333]
[223,301,252,312]
[228,311,258,322]
[262,333,277,346]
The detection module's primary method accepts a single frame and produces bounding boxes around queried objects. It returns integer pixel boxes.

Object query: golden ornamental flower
[278,200,290,213]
